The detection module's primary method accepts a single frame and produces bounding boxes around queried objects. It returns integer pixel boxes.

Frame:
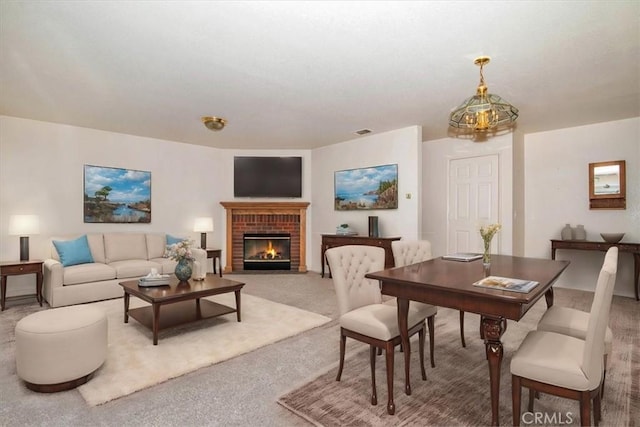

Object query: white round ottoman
[15,304,108,392]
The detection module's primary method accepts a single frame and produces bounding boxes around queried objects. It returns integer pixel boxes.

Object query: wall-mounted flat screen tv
[234,156,302,198]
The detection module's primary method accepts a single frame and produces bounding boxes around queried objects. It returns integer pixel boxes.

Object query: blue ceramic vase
[175,259,192,282]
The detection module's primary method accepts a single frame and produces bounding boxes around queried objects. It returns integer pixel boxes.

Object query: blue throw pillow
[53,235,94,267]
[166,235,184,245]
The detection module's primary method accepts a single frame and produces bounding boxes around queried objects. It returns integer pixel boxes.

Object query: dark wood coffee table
[119,274,245,345]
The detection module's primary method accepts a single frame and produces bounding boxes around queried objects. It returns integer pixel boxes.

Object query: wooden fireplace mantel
[220,201,310,273]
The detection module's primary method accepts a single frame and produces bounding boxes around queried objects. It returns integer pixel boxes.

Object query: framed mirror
[589,160,626,209]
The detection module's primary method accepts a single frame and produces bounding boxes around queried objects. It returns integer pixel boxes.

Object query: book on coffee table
[441,253,483,262]
[472,276,539,293]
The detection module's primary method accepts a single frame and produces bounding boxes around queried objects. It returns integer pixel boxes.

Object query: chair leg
[369,345,377,406]
[512,375,522,426]
[336,332,346,381]
[579,391,591,427]
[384,341,396,415]
[459,310,466,347]
[594,389,601,426]
[601,354,608,398]
[528,388,535,412]
[418,323,427,380]
[428,315,436,368]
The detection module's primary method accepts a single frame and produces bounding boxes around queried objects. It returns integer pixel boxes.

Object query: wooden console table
[550,239,640,301]
[321,234,400,278]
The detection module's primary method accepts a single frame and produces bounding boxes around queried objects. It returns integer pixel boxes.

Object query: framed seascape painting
[334,164,398,210]
[84,165,151,223]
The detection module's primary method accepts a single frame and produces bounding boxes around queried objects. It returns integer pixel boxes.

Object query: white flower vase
[483,239,492,276]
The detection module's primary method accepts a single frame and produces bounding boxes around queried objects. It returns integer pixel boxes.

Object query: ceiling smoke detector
[354,129,372,136]
[201,116,227,131]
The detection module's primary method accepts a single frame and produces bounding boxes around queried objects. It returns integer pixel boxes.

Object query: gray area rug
[278,293,639,426]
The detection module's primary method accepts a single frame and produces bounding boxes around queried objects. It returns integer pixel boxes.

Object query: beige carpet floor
[278,293,639,426]
[76,293,330,406]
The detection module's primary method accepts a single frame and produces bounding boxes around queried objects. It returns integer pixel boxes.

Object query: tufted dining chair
[535,247,618,397]
[391,240,466,349]
[325,245,437,415]
[510,247,618,426]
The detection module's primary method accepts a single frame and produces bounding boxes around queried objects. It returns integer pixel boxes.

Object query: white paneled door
[448,154,500,254]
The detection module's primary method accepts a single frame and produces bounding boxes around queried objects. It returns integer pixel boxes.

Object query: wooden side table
[206,249,223,277]
[0,260,44,310]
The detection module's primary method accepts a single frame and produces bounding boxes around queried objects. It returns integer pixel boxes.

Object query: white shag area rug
[78,293,331,406]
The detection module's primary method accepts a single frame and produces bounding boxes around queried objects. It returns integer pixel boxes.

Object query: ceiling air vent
[354,129,372,136]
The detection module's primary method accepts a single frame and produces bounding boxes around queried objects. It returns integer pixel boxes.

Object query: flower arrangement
[166,240,195,263]
[479,223,501,264]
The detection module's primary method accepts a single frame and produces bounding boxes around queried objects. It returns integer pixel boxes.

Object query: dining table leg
[481,315,507,426]
[544,287,555,308]
[397,297,411,396]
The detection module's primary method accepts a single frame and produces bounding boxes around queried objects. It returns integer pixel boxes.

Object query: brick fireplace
[220,202,310,273]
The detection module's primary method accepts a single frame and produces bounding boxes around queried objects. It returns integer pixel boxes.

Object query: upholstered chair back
[325,245,385,316]
[392,240,432,267]
[582,247,618,389]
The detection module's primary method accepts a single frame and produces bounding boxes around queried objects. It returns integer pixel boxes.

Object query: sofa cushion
[109,260,162,279]
[51,234,106,264]
[146,234,167,260]
[63,263,116,286]
[164,235,188,257]
[150,258,178,275]
[53,235,95,267]
[104,233,147,263]
[166,235,185,245]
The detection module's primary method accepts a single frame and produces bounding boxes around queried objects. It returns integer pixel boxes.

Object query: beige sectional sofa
[43,233,207,307]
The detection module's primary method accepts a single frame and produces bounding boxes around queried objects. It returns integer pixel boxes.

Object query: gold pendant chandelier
[449,56,518,139]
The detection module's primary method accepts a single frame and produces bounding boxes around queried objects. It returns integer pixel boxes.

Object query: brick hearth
[220,202,310,273]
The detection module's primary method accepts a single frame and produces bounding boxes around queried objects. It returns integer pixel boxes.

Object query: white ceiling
[1,1,639,150]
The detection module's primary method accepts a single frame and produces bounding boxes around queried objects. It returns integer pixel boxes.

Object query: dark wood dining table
[365,254,570,426]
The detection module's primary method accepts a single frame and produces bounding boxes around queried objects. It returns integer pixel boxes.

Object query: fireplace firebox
[243,233,291,270]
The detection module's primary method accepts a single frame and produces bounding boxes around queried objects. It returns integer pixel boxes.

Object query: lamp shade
[193,217,214,233]
[9,215,40,236]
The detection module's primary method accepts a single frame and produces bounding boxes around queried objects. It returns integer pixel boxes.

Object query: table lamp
[9,214,40,261]
[193,217,214,249]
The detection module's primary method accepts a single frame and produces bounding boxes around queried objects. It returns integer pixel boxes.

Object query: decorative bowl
[600,233,624,243]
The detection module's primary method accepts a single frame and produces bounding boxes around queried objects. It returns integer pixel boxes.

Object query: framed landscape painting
[84,165,151,223]
[334,164,398,210]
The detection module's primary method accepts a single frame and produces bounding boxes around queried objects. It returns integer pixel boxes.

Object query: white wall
[421,133,514,257]
[0,116,225,296]
[3,115,638,299]
[524,118,639,298]
[310,126,422,272]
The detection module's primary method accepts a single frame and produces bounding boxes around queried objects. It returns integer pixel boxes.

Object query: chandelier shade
[449,57,518,135]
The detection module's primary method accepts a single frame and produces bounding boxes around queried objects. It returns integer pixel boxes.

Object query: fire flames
[265,241,277,259]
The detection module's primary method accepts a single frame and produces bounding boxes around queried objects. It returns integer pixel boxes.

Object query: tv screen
[234,156,302,198]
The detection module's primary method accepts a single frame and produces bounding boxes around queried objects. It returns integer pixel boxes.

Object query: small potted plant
[337,223,351,235]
